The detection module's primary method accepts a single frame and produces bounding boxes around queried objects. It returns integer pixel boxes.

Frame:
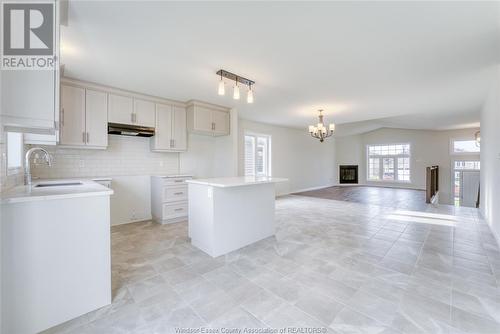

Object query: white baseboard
[481,211,500,247]
[111,216,152,226]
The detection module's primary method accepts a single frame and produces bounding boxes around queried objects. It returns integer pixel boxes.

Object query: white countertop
[186,176,288,188]
[1,179,114,204]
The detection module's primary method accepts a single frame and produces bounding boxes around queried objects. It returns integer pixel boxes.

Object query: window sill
[7,167,23,177]
[450,152,480,156]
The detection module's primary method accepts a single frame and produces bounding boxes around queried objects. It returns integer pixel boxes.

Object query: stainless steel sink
[34,182,83,188]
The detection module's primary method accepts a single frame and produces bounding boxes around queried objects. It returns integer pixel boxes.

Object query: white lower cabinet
[151,175,192,224]
[162,185,188,202]
[162,202,188,220]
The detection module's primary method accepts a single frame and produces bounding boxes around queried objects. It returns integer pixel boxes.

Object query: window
[7,132,23,173]
[367,144,410,182]
[244,133,271,177]
[454,160,480,170]
[452,140,480,154]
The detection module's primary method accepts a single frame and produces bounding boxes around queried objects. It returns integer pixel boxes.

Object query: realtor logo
[1,1,55,69]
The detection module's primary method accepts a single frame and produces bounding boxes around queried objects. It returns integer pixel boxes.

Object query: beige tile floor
[44,195,500,334]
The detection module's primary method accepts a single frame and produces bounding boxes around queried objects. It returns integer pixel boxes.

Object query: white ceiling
[61,1,500,133]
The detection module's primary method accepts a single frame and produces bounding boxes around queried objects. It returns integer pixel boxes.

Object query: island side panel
[212,183,276,257]
[1,195,111,334]
[188,183,215,255]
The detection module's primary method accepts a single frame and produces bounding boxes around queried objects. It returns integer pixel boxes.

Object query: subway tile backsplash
[30,135,179,179]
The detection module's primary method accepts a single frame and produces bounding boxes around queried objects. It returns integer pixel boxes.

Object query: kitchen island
[186,176,287,257]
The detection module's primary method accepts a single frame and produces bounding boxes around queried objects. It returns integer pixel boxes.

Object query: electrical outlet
[159,160,164,167]
[79,160,85,168]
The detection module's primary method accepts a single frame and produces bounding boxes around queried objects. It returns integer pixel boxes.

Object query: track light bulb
[233,83,240,100]
[247,86,254,103]
[218,79,225,95]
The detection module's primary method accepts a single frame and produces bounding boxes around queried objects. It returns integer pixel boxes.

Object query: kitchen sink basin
[34,182,83,188]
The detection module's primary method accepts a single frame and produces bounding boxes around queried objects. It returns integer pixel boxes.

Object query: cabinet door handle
[86,132,90,143]
[61,108,64,126]
[174,180,183,183]
[174,208,184,212]
[172,139,175,148]
[131,113,134,123]
[174,192,184,195]
[82,132,86,143]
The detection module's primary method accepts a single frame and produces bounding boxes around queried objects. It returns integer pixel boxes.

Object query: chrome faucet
[24,147,52,186]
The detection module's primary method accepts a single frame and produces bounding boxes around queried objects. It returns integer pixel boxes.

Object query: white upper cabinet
[108,94,134,125]
[191,105,213,133]
[85,89,108,148]
[172,106,187,150]
[151,104,173,151]
[133,99,155,127]
[187,101,230,136]
[60,85,86,146]
[212,110,230,135]
[59,84,107,149]
[1,71,57,133]
[108,95,155,127]
[0,0,60,135]
[151,104,187,152]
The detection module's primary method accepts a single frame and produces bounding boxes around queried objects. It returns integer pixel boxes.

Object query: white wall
[238,119,336,195]
[335,127,480,205]
[213,109,239,177]
[480,66,500,242]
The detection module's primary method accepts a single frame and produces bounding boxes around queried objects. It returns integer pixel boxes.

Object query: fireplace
[339,165,358,184]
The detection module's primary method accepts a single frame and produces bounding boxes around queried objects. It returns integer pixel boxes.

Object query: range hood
[108,123,155,137]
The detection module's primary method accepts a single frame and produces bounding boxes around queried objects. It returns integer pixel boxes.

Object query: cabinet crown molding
[186,100,231,112]
[61,77,186,108]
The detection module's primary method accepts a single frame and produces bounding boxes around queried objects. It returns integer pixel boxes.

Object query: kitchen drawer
[162,185,188,202]
[162,202,188,220]
[162,177,190,186]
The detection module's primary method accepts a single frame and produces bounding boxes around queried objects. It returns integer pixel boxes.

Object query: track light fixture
[216,69,255,104]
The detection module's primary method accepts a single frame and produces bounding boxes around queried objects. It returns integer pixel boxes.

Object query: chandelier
[309,109,335,142]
